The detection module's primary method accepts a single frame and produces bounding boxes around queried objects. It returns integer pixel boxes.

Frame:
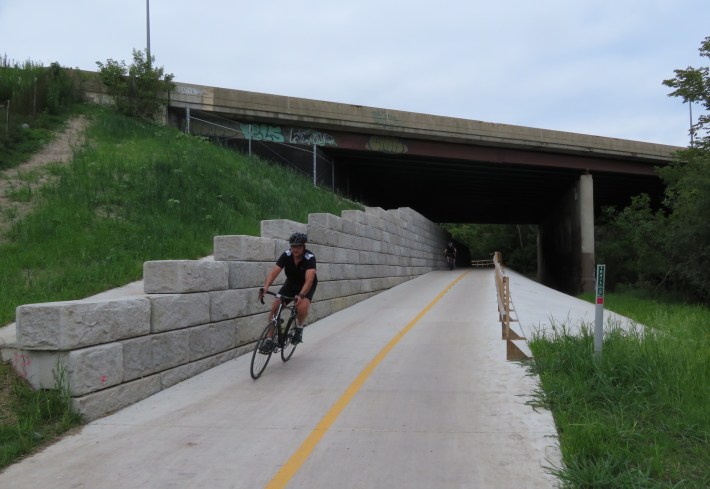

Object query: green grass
[0,105,361,326]
[0,360,82,469]
[0,104,362,470]
[528,292,710,488]
[1,58,78,170]
[0,112,74,171]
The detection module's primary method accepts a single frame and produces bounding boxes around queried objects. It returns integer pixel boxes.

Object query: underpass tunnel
[169,107,668,296]
[325,149,665,295]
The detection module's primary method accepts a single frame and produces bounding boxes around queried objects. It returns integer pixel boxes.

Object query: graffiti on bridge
[239,124,285,142]
[291,128,337,146]
[366,135,408,154]
[175,85,204,96]
[372,110,400,126]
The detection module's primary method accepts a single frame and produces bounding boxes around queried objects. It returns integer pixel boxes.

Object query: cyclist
[444,240,457,269]
[258,232,317,351]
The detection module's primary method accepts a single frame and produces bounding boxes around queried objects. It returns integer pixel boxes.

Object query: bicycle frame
[251,290,300,379]
[446,254,456,270]
[268,296,297,348]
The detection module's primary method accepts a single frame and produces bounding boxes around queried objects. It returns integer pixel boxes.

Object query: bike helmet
[288,232,308,245]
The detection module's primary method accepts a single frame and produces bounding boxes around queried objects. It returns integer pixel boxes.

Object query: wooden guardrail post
[502,275,510,340]
[493,251,530,361]
[493,252,510,339]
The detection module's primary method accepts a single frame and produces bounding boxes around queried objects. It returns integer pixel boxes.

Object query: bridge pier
[538,174,595,295]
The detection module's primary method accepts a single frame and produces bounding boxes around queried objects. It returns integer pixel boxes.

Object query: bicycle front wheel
[250,321,275,379]
[280,317,298,362]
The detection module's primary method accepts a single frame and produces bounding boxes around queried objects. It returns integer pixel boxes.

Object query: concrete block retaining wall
[3,207,448,420]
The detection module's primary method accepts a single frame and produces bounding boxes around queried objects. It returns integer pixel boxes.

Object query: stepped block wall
[4,207,448,420]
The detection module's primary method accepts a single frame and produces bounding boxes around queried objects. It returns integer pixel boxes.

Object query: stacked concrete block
[4,207,450,420]
[260,219,306,241]
[303,207,448,323]
[16,297,151,349]
[143,260,229,293]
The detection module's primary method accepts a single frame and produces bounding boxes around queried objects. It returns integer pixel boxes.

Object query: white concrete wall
[5,207,448,420]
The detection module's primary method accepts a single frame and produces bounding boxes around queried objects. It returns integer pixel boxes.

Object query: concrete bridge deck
[0,270,637,488]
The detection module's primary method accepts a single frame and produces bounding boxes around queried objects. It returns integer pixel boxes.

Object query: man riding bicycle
[258,232,317,351]
[444,240,457,269]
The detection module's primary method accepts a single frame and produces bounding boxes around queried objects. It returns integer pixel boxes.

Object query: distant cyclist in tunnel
[258,232,317,352]
[444,240,457,270]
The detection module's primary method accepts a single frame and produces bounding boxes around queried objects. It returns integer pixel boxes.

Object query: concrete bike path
[0,269,562,488]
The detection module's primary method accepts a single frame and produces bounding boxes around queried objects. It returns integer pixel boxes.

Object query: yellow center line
[265,270,469,489]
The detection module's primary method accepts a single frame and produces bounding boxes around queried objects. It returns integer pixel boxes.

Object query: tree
[657,149,710,300]
[659,37,710,300]
[444,223,538,275]
[594,36,710,300]
[96,49,174,120]
[596,195,669,290]
[663,36,710,146]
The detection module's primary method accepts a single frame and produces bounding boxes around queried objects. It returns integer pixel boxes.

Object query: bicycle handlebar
[259,288,296,305]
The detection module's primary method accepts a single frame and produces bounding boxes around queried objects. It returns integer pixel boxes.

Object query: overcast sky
[1,1,708,147]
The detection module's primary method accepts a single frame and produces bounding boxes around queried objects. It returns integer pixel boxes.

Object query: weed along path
[0,115,88,241]
[0,270,562,488]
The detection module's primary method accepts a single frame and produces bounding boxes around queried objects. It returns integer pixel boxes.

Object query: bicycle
[446,253,456,270]
[250,289,299,379]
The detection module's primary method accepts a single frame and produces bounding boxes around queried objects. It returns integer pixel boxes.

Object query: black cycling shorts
[278,281,317,302]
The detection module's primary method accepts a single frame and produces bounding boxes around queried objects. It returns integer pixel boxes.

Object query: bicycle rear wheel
[280,316,298,362]
[250,321,275,379]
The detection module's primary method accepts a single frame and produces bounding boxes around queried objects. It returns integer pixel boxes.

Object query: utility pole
[689,101,694,147]
[146,0,151,67]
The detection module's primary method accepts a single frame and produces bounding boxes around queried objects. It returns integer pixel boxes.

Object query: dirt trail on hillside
[0,115,88,240]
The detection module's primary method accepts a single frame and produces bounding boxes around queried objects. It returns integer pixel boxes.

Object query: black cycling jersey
[445,245,457,256]
[276,248,318,299]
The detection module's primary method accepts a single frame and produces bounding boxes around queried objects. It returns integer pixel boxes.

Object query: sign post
[594,264,605,358]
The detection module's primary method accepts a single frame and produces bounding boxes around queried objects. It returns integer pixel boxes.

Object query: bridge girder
[324,146,667,224]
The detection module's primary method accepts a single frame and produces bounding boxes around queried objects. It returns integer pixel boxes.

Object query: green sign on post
[596,265,606,304]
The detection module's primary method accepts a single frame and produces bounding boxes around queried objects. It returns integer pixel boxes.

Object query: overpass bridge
[81,76,682,294]
[165,82,678,221]
[161,81,681,294]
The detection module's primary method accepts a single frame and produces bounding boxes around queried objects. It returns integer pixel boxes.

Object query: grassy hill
[0,105,362,326]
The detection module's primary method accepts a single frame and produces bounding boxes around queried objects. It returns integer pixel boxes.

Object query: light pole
[146,0,151,67]
[689,101,694,147]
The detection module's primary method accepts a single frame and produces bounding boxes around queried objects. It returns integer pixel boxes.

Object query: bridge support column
[538,174,595,295]
[578,174,595,293]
